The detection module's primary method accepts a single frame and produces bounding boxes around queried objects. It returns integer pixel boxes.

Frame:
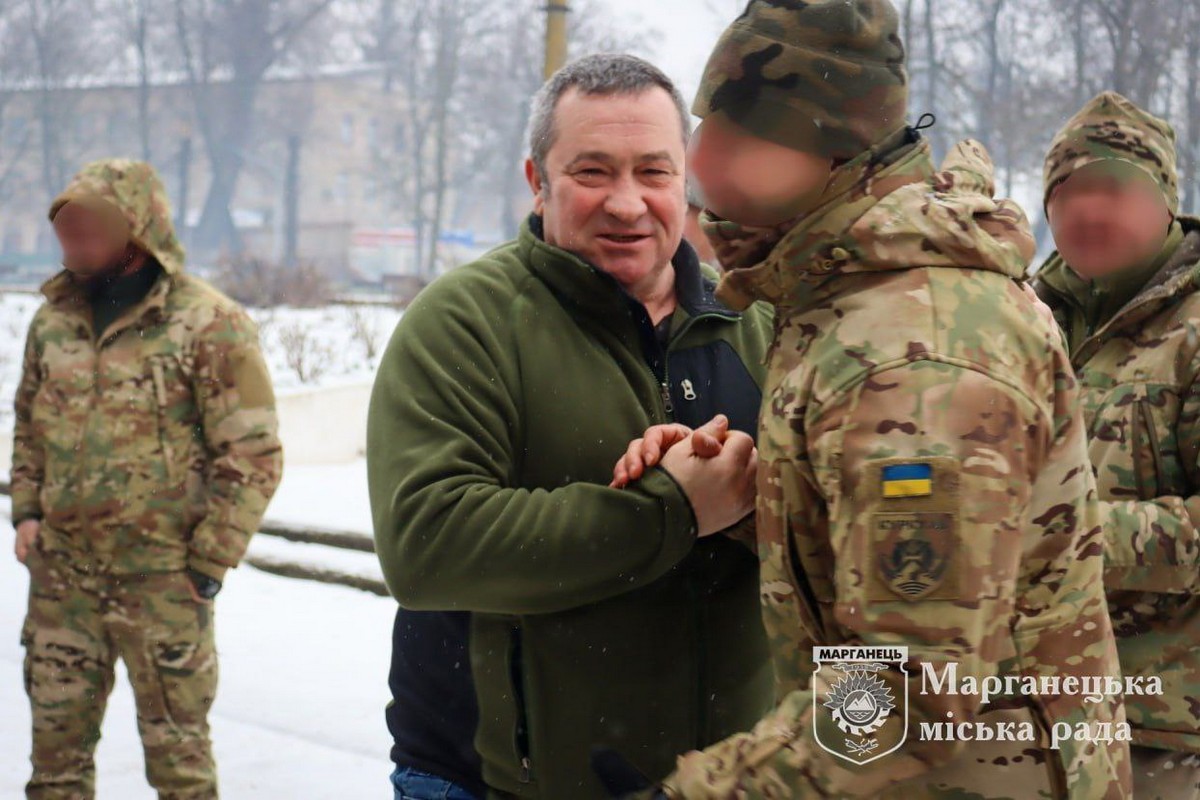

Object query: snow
[251,304,402,397]
[266,459,374,532]
[0,290,404,430]
[0,493,400,798]
[248,534,383,584]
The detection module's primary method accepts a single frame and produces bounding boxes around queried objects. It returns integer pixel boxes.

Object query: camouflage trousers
[20,546,219,800]
[1131,746,1200,800]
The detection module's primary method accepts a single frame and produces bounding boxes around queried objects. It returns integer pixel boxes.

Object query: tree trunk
[1072,0,1087,105]
[176,136,192,238]
[134,0,152,162]
[284,134,301,268]
[922,0,939,155]
[425,0,463,279]
[192,77,261,253]
[1184,24,1200,213]
[976,0,1005,141]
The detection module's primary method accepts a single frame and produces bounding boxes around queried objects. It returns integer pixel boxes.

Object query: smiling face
[525,86,687,294]
[1047,162,1173,280]
[688,112,834,228]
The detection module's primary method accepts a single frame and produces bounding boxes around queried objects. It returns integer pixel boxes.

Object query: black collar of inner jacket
[524,213,737,321]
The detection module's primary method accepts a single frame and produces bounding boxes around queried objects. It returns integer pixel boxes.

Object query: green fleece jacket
[368,217,775,799]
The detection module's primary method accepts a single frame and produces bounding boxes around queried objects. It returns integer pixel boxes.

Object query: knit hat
[693,0,909,160]
[1043,91,1178,213]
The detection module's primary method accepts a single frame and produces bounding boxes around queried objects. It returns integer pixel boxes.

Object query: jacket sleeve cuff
[640,466,698,550]
[10,496,42,529]
[11,510,42,529]
[187,555,231,583]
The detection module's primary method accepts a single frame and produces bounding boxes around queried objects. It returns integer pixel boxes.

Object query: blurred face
[688,113,834,227]
[1047,163,1173,280]
[52,200,133,279]
[526,87,687,292]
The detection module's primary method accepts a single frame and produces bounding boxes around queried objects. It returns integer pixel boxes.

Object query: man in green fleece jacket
[367,54,775,800]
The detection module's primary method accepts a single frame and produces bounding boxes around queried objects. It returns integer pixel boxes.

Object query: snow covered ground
[0,493,400,799]
[0,290,403,431]
[247,458,385,586]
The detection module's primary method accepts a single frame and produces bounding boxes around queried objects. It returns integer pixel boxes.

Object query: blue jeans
[391,766,478,800]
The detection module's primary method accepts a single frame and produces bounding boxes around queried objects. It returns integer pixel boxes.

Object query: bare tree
[1181,7,1200,213]
[0,0,35,202]
[278,321,334,383]
[8,0,93,200]
[172,0,334,254]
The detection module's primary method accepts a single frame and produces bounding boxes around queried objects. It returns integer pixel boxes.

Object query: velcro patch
[862,458,961,603]
[881,463,933,498]
[870,512,959,602]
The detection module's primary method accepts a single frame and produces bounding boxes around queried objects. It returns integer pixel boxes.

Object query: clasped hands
[609,414,756,537]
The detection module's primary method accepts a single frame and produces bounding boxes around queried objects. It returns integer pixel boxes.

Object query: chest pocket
[666,341,761,437]
[97,351,167,465]
[1089,382,1184,501]
[97,341,196,479]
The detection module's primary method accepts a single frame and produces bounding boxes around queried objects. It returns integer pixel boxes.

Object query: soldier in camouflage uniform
[1032,92,1200,800]
[599,1,1130,798]
[10,159,283,799]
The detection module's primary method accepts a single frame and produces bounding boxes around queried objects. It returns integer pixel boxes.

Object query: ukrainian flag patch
[882,463,933,499]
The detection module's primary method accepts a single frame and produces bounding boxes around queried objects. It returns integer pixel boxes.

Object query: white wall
[276,382,373,466]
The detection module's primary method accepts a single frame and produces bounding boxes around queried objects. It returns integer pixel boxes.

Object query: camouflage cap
[1044,91,1178,213]
[693,0,909,160]
[49,158,186,275]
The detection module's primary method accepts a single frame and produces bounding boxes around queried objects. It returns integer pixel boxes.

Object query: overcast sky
[597,0,745,107]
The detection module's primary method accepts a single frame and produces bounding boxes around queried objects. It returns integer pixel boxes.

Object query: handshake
[610,414,757,538]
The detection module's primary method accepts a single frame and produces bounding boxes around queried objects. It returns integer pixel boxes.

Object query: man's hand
[660,424,756,538]
[610,415,732,488]
[14,518,39,564]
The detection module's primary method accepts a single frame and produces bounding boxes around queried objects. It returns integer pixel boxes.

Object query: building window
[334,173,349,205]
[341,114,355,145]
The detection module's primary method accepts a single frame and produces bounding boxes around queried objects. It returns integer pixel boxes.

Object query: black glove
[591,747,668,799]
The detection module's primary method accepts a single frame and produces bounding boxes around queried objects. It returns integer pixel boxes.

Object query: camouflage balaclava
[1043,91,1178,214]
[693,0,910,160]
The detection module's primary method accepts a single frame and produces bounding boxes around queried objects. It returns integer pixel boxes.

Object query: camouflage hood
[707,136,1036,309]
[48,159,186,276]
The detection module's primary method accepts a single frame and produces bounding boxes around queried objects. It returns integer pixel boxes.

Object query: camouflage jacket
[1035,217,1200,754]
[664,139,1130,798]
[10,160,283,581]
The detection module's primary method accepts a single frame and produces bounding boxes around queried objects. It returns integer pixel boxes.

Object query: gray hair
[527,53,692,183]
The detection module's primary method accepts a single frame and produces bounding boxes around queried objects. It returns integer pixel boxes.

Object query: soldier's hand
[660,425,756,538]
[14,518,40,565]
[610,415,730,489]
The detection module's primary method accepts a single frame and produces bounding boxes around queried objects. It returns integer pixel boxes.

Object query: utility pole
[544,1,570,80]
